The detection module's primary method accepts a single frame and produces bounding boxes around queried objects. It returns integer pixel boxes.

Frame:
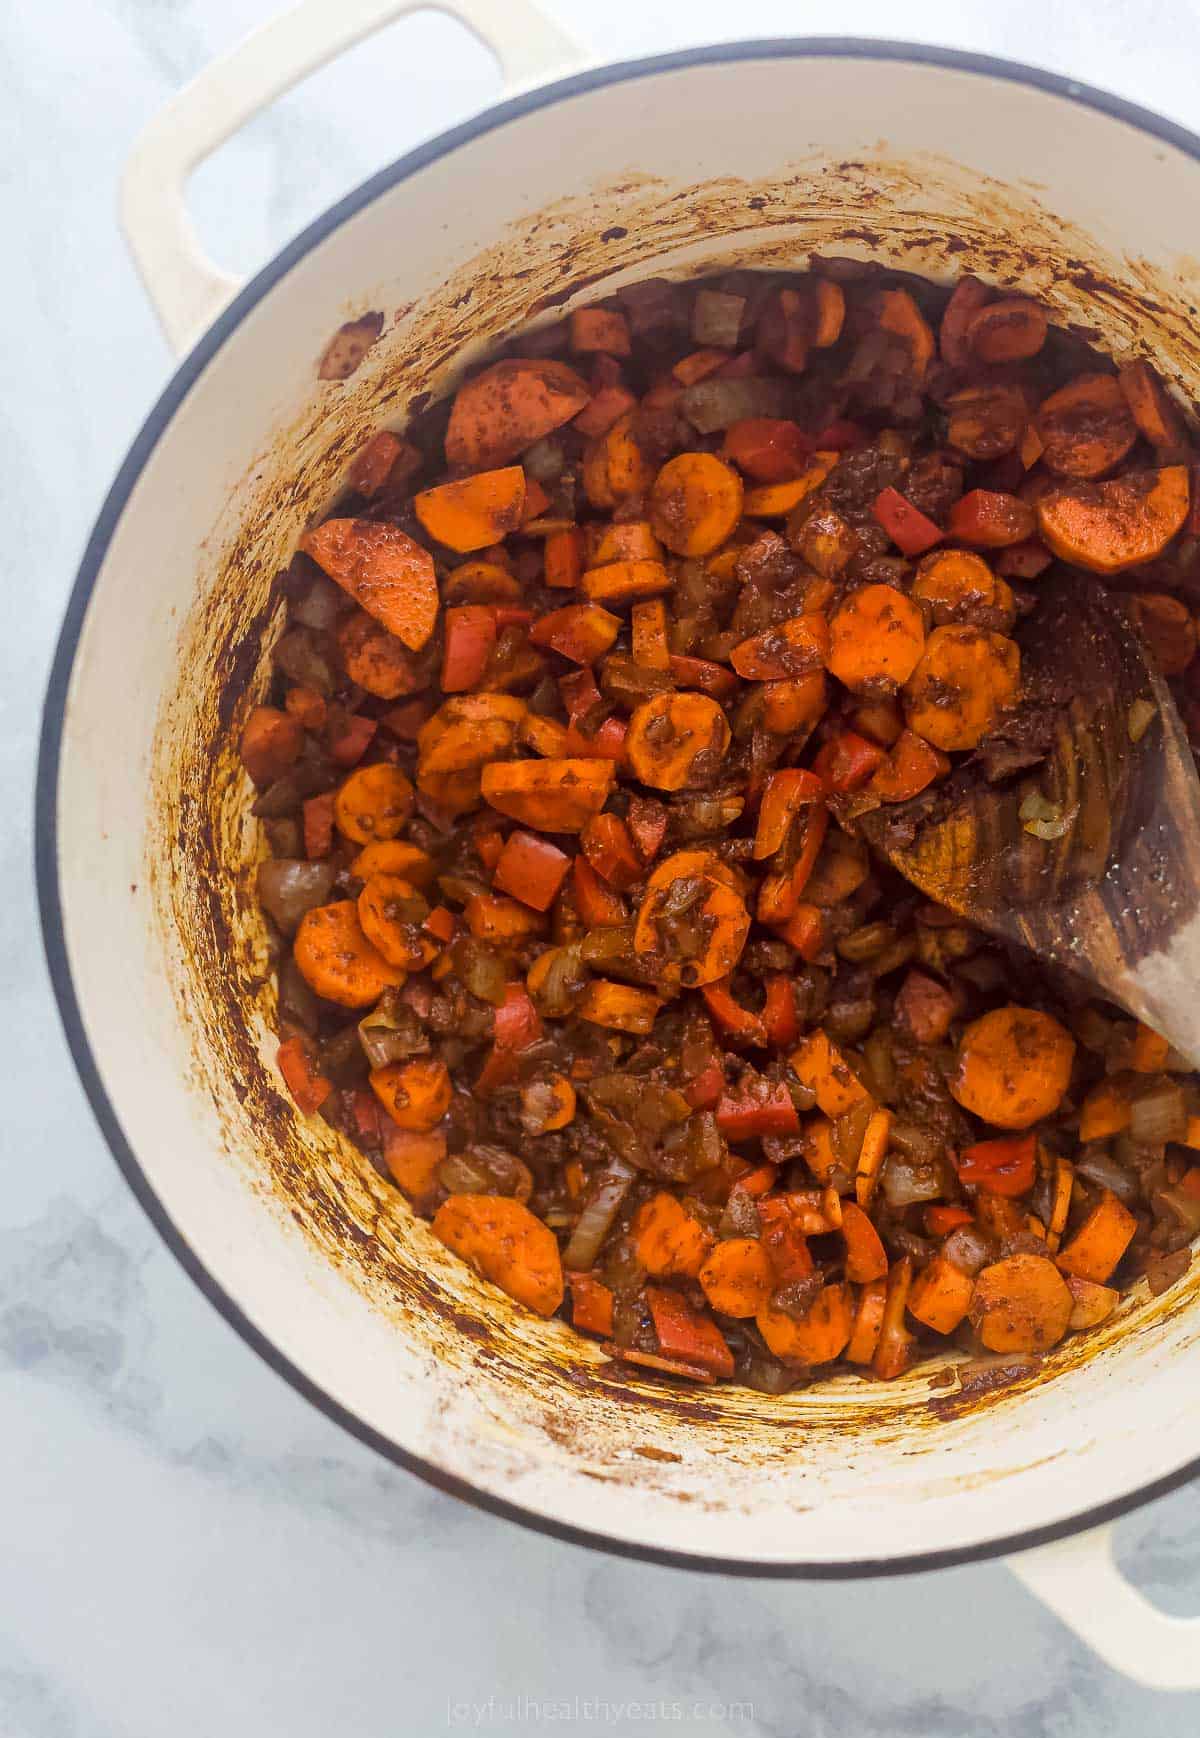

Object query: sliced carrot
[811,278,846,347]
[1118,360,1186,450]
[370,1057,451,1133]
[582,558,673,604]
[443,559,522,604]
[571,857,628,928]
[463,892,545,944]
[634,1191,713,1278]
[1056,1189,1138,1283]
[946,489,1036,548]
[945,384,1031,460]
[338,612,423,699]
[912,549,1013,626]
[908,1254,975,1333]
[635,850,751,989]
[672,348,731,385]
[520,714,570,758]
[481,759,615,832]
[491,830,571,911]
[1037,373,1139,480]
[445,358,590,469]
[276,1035,333,1114]
[698,1239,774,1318]
[631,599,671,671]
[1036,466,1190,574]
[333,763,415,844]
[594,521,663,565]
[742,453,837,518]
[790,1029,871,1118]
[904,624,1020,752]
[876,287,935,380]
[577,979,662,1035]
[753,768,825,859]
[544,525,585,589]
[239,706,302,788]
[1078,1077,1133,1142]
[1064,1274,1119,1331]
[925,1205,974,1238]
[939,274,992,368]
[950,1006,1075,1130]
[433,1193,564,1316]
[381,1124,445,1201]
[846,1275,888,1364]
[626,691,731,791]
[730,613,830,680]
[871,1257,916,1377]
[965,296,1048,362]
[649,453,744,556]
[416,766,482,819]
[574,384,638,439]
[757,1283,853,1365]
[867,729,950,803]
[970,1253,1072,1352]
[840,1201,889,1283]
[722,417,814,482]
[568,1272,614,1336]
[529,603,621,664]
[580,812,642,890]
[357,874,435,969]
[828,583,926,693]
[761,672,828,734]
[418,693,526,775]
[1046,1156,1074,1254]
[1131,1021,1171,1073]
[855,1108,893,1210]
[646,1287,734,1377]
[301,518,438,651]
[294,900,405,1008]
[413,466,526,553]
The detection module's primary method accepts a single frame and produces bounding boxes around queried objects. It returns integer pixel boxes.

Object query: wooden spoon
[860,573,1200,1062]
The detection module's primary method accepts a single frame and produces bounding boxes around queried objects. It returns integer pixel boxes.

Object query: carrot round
[626,691,731,791]
[350,839,436,888]
[414,466,526,554]
[1035,373,1137,479]
[970,1254,1073,1353]
[418,693,526,775]
[939,274,991,368]
[828,583,926,694]
[370,1057,452,1132]
[481,758,615,831]
[338,612,424,699]
[762,673,827,734]
[845,1275,888,1364]
[1118,361,1186,450]
[381,1125,446,1201]
[301,518,438,651]
[239,705,302,788]
[949,1005,1076,1129]
[293,900,406,1007]
[912,549,1015,628]
[698,1239,774,1317]
[581,558,672,605]
[876,288,935,380]
[907,1253,975,1334]
[634,1191,713,1278]
[1056,1189,1137,1283]
[904,624,1020,751]
[649,453,744,555]
[443,559,522,604]
[965,296,1048,362]
[445,358,590,470]
[731,613,830,681]
[756,1283,853,1364]
[334,763,415,844]
[867,729,950,803]
[945,384,1031,461]
[358,874,434,969]
[634,850,751,988]
[432,1193,564,1316]
[1037,467,1190,574]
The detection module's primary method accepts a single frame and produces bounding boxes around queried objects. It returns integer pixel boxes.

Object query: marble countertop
[9,0,1200,1730]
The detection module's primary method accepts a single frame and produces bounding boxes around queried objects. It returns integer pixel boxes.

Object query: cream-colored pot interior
[52,48,1200,1572]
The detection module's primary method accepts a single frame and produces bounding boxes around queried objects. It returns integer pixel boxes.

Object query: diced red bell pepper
[716,1076,801,1141]
[277,1037,332,1115]
[423,905,457,944]
[872,486,944,556]
[761,975,800,1049]
[957,1132,1037,1197]
[544,525,586,589]
[568,1273,614,1337]
[571,857,628,927]
[757,1197,815,1283]
[494,982,543,1051]
[812,730,885,793]
[530,603,620,664]
[667,654,739,700]
[722,417,815,482]
[684,1057,725,1110]
[645,1287,734,1378]
[349,1085,381,1143]
[441,605,497,692]
[946,489,1036,548]
[580,813,642,890]
[626,796,668,863]
[574,385,637,437]
[925,1205,974,1237]
[520,476,552,524]
[563,715,627,763]
[302,792,335,860]
[754,768,826,859]
[700,978,768,1047]
[756,804,828,924]
[472,818,506,871]
[328,712,378,768]
[559,665,603,719]
[772,901,825,960]
[493,830,571,911]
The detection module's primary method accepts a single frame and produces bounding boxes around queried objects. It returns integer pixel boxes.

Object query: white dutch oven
[37,0,1200,1686]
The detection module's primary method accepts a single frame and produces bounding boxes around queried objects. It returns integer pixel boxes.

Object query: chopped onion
[1153,1185,1200,1238]
[691,288,746,349]
[562,1162,635,1271]
[357,995,428,1068]
[881,1153,947,1207]
[277,955,319,1033]
[521,436,566,482]
[1076,1147,1141,1205]
[1128,697,1157,743]
[1130,1079,1188,1145]
[1019,789,1077,841]
[941,1224,994,1276]
[256,860,334,934]
[680,376,792,433]
[273,626,333,694]
[291,573,343,632]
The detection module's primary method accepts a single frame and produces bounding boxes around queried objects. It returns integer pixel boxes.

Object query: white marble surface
[8,0,1200,1730]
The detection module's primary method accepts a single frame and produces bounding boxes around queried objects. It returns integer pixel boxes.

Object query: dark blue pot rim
[36,37,1200,1578]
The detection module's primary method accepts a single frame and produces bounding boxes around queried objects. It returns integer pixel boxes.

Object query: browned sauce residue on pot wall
[146,149,1200,1508]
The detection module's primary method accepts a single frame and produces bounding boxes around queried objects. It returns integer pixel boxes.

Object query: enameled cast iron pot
[37,0,1200,1684]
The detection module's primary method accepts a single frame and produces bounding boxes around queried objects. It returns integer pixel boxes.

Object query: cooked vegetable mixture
[246,263,1200,1392]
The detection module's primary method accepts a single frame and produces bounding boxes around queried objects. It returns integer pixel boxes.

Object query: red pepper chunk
[957,1132,1038,1197]
[645,1287,734,1378]
[494,983,543,1051]
[572,857,628,927]
[761,975,800,1049]
[812,730,885,793]
[926,1205,975,1237]
[757,1197,815,1283]
[872,486,944,556]
[568,1273,614,1337]
[441,605,497,692]
[754,768,825,859]
[492,830,570,911]
[700,979,768,1046]
[277,1037,333,1114]
[684,1057,725,1110]
[580,813,642,889]
[716,1076,800,1141]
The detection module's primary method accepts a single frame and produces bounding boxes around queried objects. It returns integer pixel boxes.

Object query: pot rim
[37,35,1200,1579]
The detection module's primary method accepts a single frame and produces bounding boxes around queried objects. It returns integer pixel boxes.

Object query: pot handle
[1009,1523,1200,1689]
[120,0,582,355]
